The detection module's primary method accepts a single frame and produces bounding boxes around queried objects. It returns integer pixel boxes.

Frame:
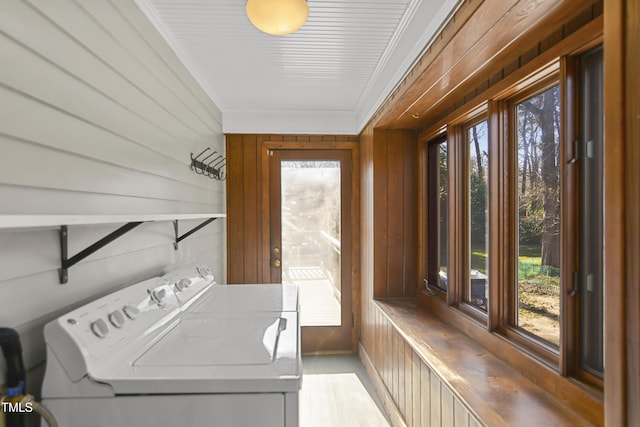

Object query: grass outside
[471,243,560,346]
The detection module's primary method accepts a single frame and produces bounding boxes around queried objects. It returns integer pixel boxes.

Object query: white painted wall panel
[0,0,227,404]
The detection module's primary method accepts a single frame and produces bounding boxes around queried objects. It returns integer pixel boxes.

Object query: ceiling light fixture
[246,0,309,36]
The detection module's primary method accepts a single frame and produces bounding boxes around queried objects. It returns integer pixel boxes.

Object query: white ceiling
[136,0,461,134]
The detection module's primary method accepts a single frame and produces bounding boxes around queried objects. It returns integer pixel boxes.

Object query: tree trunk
[472,126,484,180]
[520,111,529,196]
[539,89,560,268]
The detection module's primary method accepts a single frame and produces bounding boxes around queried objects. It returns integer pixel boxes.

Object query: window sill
[373,298,602,426]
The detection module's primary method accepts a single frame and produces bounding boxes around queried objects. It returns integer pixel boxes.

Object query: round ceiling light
[246,0,309,35]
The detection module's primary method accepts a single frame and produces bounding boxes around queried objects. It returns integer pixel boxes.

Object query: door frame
[260,139,360,353]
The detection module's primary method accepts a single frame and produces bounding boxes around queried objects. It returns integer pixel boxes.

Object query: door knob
[273,247,280,254]
[273,259,281,268]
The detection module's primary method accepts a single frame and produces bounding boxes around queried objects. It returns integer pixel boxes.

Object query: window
[466,120,489,312]
[577,46,604,378]
[426,135,448,294]
[421,45,604,386]
[512,83,561,346]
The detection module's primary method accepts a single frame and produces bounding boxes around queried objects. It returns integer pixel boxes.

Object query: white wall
[0,0,226,397]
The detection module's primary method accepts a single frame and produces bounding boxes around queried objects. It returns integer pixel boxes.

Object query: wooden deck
[285,267,341,326]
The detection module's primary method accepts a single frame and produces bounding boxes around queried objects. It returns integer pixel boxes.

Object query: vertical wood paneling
[360,124,375,353]
[372,129,419,298]
[376,308,383,371]
[455,399,471,427]
[430,373,442,426]
[413,352,423,427]
[387,130,405,298]
[397,334,405,416]
[603,0,628,424]
[226,134,244,282]
[603,0,640,423]
[404,345,414,426]
[421,363,431,427]
[403,131,419,297]
[361,306,486,427]
[357,4,613,427]
[392,329,399,402]
[373,130,390,297]
[386,321,393,388]
[226,133,358,284]
[441,386,455,427]
[625,0,640,421]
[242,135,259,282]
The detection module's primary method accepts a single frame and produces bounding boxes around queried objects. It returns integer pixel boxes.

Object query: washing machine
[41,269,301,427]
[161,264,299,314]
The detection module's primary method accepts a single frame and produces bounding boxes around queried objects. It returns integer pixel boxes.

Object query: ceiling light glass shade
[246,0,309,35]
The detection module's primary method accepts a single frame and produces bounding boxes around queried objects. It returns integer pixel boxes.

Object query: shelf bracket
[59,222,143,284]
[174,217,218,250]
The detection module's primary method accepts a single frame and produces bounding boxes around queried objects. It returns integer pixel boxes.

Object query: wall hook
[190,148,227,181]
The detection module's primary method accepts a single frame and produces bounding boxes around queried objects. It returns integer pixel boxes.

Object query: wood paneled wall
[225,134,359,284]
[361,125,475,426]
[360,310,482,427]
[0,0,225,399]
[358,0,616,426]
[604,0,640,424]
[373,129,419,299]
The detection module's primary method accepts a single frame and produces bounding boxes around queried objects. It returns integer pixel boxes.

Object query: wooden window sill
[374,299,599,426]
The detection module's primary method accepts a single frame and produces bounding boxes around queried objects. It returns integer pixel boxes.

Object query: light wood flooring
[300,355,390,427]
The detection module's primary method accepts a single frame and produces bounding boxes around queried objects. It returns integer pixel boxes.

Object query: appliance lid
[87,311,301,394]
[188,284,299,313]
[133,315,287,366]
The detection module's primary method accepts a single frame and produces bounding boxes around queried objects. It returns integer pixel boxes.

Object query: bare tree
[471,125,484,180]
[522,87,560,268]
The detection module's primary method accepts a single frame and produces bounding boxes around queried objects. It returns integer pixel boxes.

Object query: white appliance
[42,265,301,427]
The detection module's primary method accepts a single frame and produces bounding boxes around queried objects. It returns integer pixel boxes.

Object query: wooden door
[268,149,353,353]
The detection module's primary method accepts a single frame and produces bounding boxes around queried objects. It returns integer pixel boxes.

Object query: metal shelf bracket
[59,222,143,284]
[173,217,218,250]
[58,216,220,283]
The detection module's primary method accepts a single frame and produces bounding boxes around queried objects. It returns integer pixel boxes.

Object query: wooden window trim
[563,47,606,390]
[459,114,490,322]
[498,74,562,368]
[424,133,449,302]
[415,14,605,411]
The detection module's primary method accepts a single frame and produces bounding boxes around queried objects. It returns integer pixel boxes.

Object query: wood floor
[300,354,390,427]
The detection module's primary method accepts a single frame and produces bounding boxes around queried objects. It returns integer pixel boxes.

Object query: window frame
[499,74,563,366]
[418,42,605,390]
[425,133,449,300]
[457,115,491,320]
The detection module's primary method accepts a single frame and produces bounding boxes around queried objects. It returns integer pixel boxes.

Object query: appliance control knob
[149,288,166,304]
[90,319,109,339]
[108,310,125,328]
[197,265,211,278]
[176,278,192,291]
[123,305,140,320]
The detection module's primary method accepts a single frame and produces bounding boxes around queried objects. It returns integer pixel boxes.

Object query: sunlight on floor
[300,356,390,427]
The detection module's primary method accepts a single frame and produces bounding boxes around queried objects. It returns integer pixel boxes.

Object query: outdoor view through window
[468,120,489,311]
[515,84,561,346]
